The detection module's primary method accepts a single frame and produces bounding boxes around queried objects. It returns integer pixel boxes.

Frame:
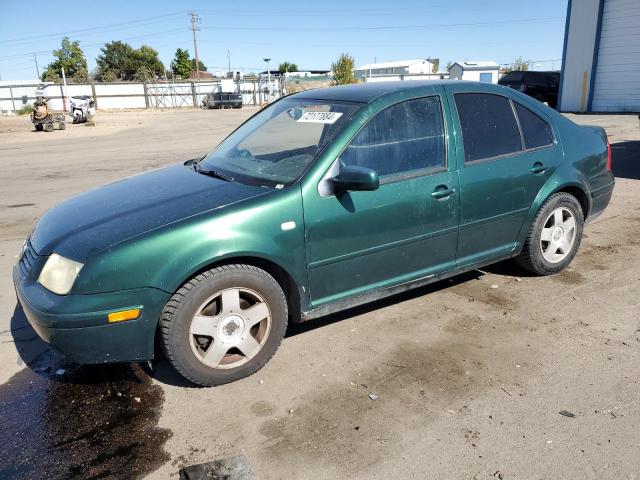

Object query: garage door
[591,0,640,112]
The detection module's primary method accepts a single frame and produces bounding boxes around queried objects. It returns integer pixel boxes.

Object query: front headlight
[38,253,84,295]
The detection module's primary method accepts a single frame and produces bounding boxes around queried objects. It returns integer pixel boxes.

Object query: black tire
[35,124,43,132]
[160,264,288,387]
[516,192,584,275]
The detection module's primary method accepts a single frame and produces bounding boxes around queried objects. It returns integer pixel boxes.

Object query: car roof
[291,80,476,103]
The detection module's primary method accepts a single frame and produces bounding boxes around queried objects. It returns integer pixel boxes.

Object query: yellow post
[580,71,589,112]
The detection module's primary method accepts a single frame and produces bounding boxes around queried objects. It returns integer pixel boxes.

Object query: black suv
[499,71,560,108]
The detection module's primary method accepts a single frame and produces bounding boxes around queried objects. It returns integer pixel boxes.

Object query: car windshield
[199,98,361,186]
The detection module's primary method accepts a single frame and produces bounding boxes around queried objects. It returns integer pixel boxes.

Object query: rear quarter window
[513,102,554,149]
[454,93,523,163]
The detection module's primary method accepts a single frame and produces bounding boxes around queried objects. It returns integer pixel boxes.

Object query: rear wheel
[44,122,54,132]
[160,265,288,386]
[516,192,584,275]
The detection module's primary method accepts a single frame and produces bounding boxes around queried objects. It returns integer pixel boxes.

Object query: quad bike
[32,94,65,132]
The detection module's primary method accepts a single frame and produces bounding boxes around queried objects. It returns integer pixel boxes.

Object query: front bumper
[13,266,170,364]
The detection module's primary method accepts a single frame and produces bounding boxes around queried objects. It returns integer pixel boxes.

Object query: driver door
[302,94,460,308]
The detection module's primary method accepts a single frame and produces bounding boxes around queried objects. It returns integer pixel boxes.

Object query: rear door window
[454,93,523,163]
[341,96,446,178]
[513,102,554,149]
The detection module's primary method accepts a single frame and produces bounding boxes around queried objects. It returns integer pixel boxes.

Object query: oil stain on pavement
[0,358,171,479]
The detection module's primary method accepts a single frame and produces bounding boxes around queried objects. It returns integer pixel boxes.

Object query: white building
[448,61,500,83]
[559,0,640,112]
[355,59,437,81]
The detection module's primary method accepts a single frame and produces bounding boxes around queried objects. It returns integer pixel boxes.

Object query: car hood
[31,164,271,261]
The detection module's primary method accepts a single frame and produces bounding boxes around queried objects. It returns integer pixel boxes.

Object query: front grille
[19,239,37,277]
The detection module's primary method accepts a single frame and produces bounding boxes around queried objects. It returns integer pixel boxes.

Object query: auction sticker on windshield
[296,111,343,124]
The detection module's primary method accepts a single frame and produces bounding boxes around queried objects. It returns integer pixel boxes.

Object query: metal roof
[452,60,500,70]
[355,59,432,71]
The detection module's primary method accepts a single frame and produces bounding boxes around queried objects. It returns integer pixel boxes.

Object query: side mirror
[331,165,379,192]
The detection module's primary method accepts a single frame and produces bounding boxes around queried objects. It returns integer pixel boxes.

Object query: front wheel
[160,265,288,386]
[516,192,584,275]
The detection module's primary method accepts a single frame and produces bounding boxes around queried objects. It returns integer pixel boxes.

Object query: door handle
[530,162,547,174]
[431,186,456,199]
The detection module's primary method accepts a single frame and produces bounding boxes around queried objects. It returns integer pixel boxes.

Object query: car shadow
[9,302,196,388]
[286,268,486,338]
[9,303,53,373]
[8,259,526,388]
[4,306,172,479]
[611,140,640,180]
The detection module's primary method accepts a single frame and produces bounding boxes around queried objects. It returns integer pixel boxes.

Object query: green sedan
[14,81,614,386]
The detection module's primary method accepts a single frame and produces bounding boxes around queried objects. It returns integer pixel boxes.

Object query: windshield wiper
[194,164,234,182]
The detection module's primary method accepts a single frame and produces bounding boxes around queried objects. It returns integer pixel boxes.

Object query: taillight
[606,137,612,171]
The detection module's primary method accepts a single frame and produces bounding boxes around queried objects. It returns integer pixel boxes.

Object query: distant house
[354,59,437,81]
[449,61,500,83]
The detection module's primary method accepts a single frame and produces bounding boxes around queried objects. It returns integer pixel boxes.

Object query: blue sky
[0,0,568,80]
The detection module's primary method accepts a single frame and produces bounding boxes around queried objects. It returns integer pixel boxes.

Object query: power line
[202,16,562,32]
[0,12,185,46]
[197,1,527,16]
[0,28,187,63]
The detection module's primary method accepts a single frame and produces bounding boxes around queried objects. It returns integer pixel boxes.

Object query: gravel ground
[0,108,639,480]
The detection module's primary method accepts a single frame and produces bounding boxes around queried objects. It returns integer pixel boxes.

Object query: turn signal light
[107,308,141,323]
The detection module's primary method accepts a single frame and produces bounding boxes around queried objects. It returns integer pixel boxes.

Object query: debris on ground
[368,393,379,401]
[179,454,256,480]
[559,410,576,418]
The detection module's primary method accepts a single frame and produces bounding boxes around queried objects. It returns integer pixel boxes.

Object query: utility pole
[263,58,271,102]
[189,11,201,82]
[33,53,40,79]
[227,50,231,76]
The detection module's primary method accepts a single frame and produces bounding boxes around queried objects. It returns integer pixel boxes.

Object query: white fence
[0,79,284,112]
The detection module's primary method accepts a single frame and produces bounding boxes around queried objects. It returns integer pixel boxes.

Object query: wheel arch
[552,184,589,219]
[517,178,591,247]
[170,254,304,324]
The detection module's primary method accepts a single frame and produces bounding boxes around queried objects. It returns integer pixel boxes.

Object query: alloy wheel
[539,206,577,264]
[188,287,271,369]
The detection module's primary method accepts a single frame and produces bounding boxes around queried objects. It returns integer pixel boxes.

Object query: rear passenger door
[445,88,560,267]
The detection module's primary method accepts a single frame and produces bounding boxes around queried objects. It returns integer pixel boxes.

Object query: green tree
[331,53,357,85]
[278,61,298,73]
[446,61,453,71]
[95,41,164,81]
[430,58,440,73]
[41,37,88,83]
[136,45,164,77]
[171,48,192,79]
[191,58,207,72]
[507,56,530,72]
